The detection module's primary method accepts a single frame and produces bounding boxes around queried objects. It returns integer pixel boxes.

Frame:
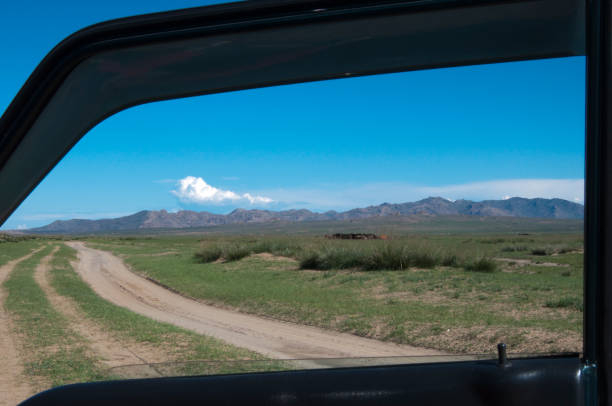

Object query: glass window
[0,56,585,393]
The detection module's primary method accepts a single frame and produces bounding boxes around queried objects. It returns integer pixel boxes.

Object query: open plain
[0,220,583,404]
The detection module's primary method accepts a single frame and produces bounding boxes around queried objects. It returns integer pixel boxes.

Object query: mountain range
[27,197,584,234]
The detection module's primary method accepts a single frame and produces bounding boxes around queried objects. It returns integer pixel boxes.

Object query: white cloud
[242,193,273,204]
[172,176,273,205]
[16,224,27,230]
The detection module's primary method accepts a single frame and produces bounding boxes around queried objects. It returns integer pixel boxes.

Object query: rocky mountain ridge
[28,197,584,234]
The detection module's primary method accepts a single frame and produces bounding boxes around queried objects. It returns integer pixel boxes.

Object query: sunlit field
[87,223,583,355]
[0,214,583,395]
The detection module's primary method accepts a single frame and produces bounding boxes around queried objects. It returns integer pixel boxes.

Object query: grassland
[88,231,583,354]
[0,215,583,396]
[0,236,43,266]
[68,215,583,236]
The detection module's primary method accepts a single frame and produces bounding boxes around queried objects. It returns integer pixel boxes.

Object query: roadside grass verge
[51,244,282,376]
[3,245,108,389]
[89,233,583,354]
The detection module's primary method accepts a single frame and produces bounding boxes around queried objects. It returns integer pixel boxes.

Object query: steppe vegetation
[194,237,498,272]
[0,237,42,266]
[89,231,583,354]
[0,224,584,398]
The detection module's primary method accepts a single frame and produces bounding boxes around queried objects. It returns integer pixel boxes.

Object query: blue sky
[0,3,586,229]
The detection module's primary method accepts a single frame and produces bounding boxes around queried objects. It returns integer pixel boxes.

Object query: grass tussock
[298,244,497,272]
[223,244,251,262]
[195,238,498,272]
[531,248,552,256]
[545,296,583,312]
[500,245,528,253]
[530,245,579,256]
[463,258,498,273]
[195,238,304,264]
[194,246,223,263]
[195,236,503,272]
[363,245,438,270]
[194,243,253,263]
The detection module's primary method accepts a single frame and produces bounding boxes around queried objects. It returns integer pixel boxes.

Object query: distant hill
[27,197,584,234]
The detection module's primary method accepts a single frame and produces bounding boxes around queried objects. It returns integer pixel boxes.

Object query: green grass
[545,296,583,311]
[0,230,583,386]
[463,258,498,273]
[195,238,304,263]
[196,238,494,272]
[531,248,552,256]
[222,243,252,262]
[64,214,583,237]
[194,245,222,262]
[500,245,528,252]
[3,245,108,388]
[0,238,43,266]
[88,232,583,354]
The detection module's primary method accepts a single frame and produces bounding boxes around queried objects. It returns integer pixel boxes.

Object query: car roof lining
[0,0,585,226]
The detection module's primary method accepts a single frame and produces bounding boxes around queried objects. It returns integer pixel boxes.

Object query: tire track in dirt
[0,247,44,406]
[67,241,443,362]
[33,247,163,379]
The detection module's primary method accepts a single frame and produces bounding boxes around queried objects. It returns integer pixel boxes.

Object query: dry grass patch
[407,325,580,354]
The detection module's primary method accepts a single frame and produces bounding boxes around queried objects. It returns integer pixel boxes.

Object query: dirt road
[34,247,162,378]
[67,242,442,361]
